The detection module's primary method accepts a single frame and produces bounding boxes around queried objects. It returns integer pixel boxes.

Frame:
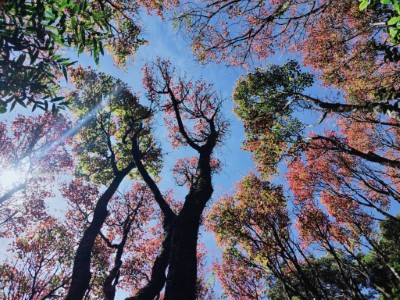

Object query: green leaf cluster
[359,0,400,44]
[68,69,161,185]
[0,0,145,112]
[233,60,313,176]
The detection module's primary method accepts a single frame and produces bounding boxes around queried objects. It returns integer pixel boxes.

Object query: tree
[0,180,163,300]
[177,1,400,106]
[64,68,160,300]
[0,217,74,299]
[0,0,145,112]
[0,112,72,235]
[126,59,228,300]
[208,173,399,299]
[191,46,400,297]
[362,215,400,299]
[359,0,400,44]
[233,61,400,221]
[62,180,163,300]
[53,58,228,299]
[229,59,400,294]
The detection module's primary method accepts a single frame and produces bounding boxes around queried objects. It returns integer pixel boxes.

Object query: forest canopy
[0,0,399,299]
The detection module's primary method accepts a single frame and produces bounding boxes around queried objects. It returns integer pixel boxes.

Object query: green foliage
[363,216,400,299]
[68,68,161,185]
[267,253,370,299]
[359,0,400,44]
[233,60,313,176]
[0,0,145,112]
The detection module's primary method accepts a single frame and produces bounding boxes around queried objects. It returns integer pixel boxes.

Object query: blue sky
[0,10,256,297]
[67,14,259,204]
[1,7,379,298]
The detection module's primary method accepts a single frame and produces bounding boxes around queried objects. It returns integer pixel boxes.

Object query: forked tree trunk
[66,166,133,300]
[127,148,215,300]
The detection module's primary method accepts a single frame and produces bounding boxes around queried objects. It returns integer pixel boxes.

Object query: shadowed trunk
[66,165,134,300]
[164,206,204,300]
[103,205,139,300]
[126,232,172,300]
[164,150,214,300]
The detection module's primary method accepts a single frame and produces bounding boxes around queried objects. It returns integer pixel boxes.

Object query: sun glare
[0,169,23,190]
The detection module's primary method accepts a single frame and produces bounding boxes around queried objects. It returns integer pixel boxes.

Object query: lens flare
[0,169,23,190]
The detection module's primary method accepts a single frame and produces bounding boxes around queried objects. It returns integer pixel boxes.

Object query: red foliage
[0,112,72,237]
[142,58,228,149]
[181,1,399,103]
[0,217,74,299]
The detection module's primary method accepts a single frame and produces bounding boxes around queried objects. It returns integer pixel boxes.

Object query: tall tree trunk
[164,150,214,300]
[66,166,133,300]
[164,207,202,300]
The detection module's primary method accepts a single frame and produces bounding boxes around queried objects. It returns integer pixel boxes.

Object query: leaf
[394,0,400,13]
[99,41,104,55]
[62,65,68,81]
[359,0,369,10]
[50,97,64,102]
[16,54,26,65]
[10,101,17,112]
[53,54,62,60]
[0,106,7,113]
[388,16,400,26]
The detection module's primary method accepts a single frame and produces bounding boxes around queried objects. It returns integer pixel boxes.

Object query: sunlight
[0,169,23,190]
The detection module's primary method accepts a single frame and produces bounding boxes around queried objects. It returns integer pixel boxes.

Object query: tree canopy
[0,0,144,112]
[0,0,399,299]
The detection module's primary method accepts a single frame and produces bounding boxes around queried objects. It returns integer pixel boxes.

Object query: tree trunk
[296,93,400,121]
[164,208,202,300]
[164,150,214,300]
[66,167,132,300]
[126,232,172,300]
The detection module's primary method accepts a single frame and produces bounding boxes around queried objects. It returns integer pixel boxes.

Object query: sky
[0,8,257,298]
[0,6,320,290]
[0,6,375,298]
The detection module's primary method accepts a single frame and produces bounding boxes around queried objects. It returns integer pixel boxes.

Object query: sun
[0,169,23,190]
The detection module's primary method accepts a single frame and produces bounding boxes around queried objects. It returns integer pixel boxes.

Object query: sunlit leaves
[68,67,161,184]
[208,173,289,254]
[0,112,72,236]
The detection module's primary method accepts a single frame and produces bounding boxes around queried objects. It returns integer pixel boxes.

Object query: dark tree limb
[295,93,400,121]
[65,164,135,300]
[125,232,172,300]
